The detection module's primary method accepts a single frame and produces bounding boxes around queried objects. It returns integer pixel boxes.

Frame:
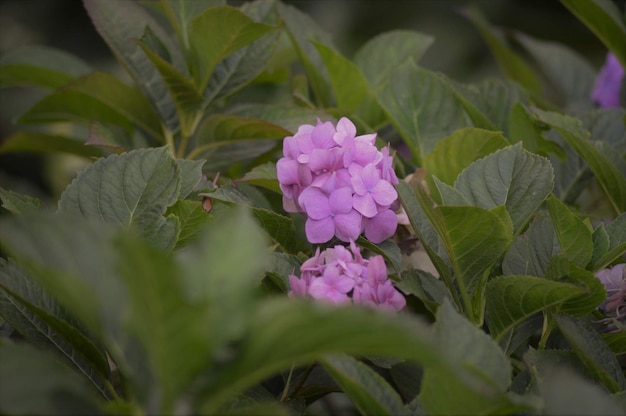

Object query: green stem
[538,313,555,349]
[163,125,176,156]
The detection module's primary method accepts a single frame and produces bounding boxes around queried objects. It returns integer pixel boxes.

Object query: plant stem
[538,313,555,349]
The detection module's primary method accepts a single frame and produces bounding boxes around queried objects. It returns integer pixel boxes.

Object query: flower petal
[364,209,397,243]
[306,217,335,243]
[353,194,378,218]
[372,180,398,207]
[329,187,354,214]
[298,187,330,220]
[334,209,362,242]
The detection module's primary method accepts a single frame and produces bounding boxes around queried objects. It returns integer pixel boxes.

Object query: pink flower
[592,52,624,108]
[288,244,406,312]
[277,116,399,244]
[298,187,361,243]
[596,264,626,314]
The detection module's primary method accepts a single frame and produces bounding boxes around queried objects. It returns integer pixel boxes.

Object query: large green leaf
[0,213,125,339]
[421,200,513,302]
[463,6,541,93]
[198,298,442,413]
[546,195,593,267]
[537,366,625,416]
[485,275,587,341]
[502,213,559,277]
[353,30,434,89]
[529,107,626,213]
[0,259,111,399]
[58,147,182,249]
[516,33,596,110]
[84,0,183,131]
[554,314,626,393]
[204,0,281,104]
[0,45,90,89]
[188,5,275,91]
[0,131,103,158]
[19,72,163,139]
[508,103,566,159]
[321,354,407,416]
[454,143,554,232]
[0,342,104,415]
[176,206,269,350]
[162,0,225,50]
[137,40,204,137]
[116,233,211,412]
[423,127,508,188]
[560,0,626,68]
[377,62,472,163]
[314,42,370,112]
[420,300,523,415]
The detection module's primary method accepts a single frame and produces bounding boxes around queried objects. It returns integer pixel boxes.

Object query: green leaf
[0,131,103,158]
[378,62,472,163]
[166,200,212,248]
[463,6,541,93]
[0,342,104,416]
[314,42,370,111]
[516,33,596,110]
[198,298,442,413]
[508,103,567,158]
[397,269,449,314]
[424,127,508,187]
[320,354,407,416]
[485,275,587,341]
[116,232,211,411]
[454,143,554,232]
[420,300,518,415]
[189,5,275,91]
[84,0,183,131]
[502,213,558,276]
[277,2,333,106]
[205,0,282,104]
[546,195,593,267]
[239,162,280,193]
[192,114,288,160]
[425,202,513,296]
[0,263,112,399]
[546,256,606,317]
[353,30,434,89]
[208,185,296,251]
[0,45,90,89]
[356,237,403,275]
[176,158,205,199]
[163,0,225,50]
[435,300,512,388]
[0,213,125,340]
[560,0,626,68]
[537,366,625,416]
[529,107,626,213]
[593,212,626,269]
[19,72,163,139]
[176,206,269,348]
[136,40,203,137]
[0,188,43,215]
[229,104,328,133]
[554,314,626,393]
[59,147,181,249]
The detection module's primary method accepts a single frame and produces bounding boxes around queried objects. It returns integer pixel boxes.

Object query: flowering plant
[0,0,625,415]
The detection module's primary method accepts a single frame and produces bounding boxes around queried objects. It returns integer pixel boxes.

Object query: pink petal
[311,121,336,149]
[298,187,330,220]
[334,117,356,144]
[334,210,362,242]
[306,217,335,243]
[276,158,300,185]
[361,163,381,189]
[372,180,398,207]
[353,194,378,218]
[364,209,397,243]
[329,187,354,214]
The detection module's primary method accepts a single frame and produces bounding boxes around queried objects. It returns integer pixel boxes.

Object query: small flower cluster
[592,52,624,109]
[595,263,626,332]
[276,117,399,244]
[288,242,406,312]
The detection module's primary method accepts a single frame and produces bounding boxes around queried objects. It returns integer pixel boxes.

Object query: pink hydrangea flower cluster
[276,117,399,244]
[288,242,406,311]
